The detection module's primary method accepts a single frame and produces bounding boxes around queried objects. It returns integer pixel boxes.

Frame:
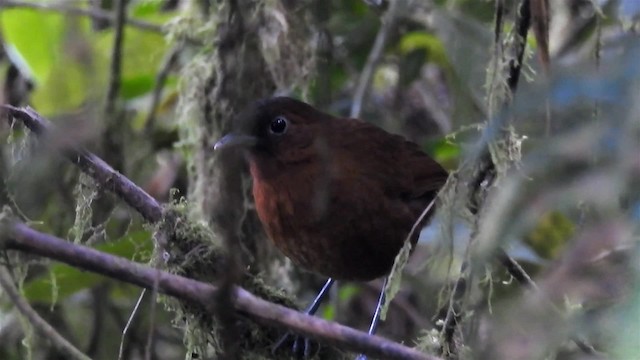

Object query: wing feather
[328,117,448,212]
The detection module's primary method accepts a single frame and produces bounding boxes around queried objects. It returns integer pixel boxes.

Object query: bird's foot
[271,279,335,358]
[272,331,319,358]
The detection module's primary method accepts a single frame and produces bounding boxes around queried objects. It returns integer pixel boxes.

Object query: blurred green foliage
[524,211,575,260]
[1,4,169,116]
[22,231,152,303]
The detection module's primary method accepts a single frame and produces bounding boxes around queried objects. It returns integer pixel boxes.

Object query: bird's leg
[272,278,336,357]
[354,277,388,360]
[301,277,336,315]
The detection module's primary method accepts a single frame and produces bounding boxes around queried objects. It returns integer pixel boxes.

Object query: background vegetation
[0,0,638,359]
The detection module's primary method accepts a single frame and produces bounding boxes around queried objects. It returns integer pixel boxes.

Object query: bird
[214,97,448,357]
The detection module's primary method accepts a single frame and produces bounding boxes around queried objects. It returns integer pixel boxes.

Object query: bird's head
[214,97,331,164]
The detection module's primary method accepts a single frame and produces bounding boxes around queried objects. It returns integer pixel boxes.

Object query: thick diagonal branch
[1,105,162,223]
[1,222,439,360]
[0,266,90,360]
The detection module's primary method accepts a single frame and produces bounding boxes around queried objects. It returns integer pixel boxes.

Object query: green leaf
[427,138,461,164]
[321,304,335,320]
[131,0,175,23]
[336,0,369,17]
[338,284,360,302]
[0,9,64,83]
[121,74,155,99]
[436,142,460,160]
[524,212,575,259]
[399,31,449,69]
[32,57,96,116]
[2,10,102,115]
[23,231,153,303]
[94,26,167,105]
[0,9,64,82]
[319,285,360,321]
[131,0,163,17]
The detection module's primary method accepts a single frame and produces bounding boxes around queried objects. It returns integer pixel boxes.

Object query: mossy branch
[0,105,440,359]
[1,221,438,360]
[1,104,163,223]
[0,264,90,360]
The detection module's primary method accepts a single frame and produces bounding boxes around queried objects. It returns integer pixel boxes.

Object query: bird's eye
[269,116,288,135]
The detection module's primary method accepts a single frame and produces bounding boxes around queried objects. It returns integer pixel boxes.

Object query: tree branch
[469,0,533,210]
[495,249,600,355]
[446,1,535,355]
[101,0,129,171]
[439,274,465,358]
[507,0,531,93]
[104,0,127,117]
[0,101,433,358]
[0,266,90,360]
[144,44,183,133]
[350,0,402,118]
[495,249,538,289]
[1,105,163,223]
[0,222,439,360]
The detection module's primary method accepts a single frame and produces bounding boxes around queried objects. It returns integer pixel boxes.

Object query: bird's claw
[272,331,318,358]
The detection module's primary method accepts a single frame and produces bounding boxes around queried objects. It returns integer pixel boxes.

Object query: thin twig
[118,289,147,360]
[486,0,505,118]
[350,0,402,118]
[144,286,159,360]
[86,287,106,357]
[145,232,168,360]
[101,0,128,171]
[1,222,440,360]
[363,281,430,329]
[104,0,127,117]
[382,197,438,322]
[469,0,532,210]
[507,0,531,93]
[495,249,538,289]
[438,263,467,359]
[0,266,91,360]
[106,300,141,358]
[495,249,601,355]
[0,0,164,33]
[1,105,163,222]
[450,1,534,355]
[144,44,183,133]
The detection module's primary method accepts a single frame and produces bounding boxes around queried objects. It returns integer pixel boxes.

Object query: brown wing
[327,117,448,215]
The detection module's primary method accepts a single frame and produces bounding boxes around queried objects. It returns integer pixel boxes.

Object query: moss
[0,207,35,359]
[164,0,345,357]
[70,173,98,244]
[155,200,348,359]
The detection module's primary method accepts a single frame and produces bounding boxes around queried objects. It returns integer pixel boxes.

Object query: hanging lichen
[69,173,98,244]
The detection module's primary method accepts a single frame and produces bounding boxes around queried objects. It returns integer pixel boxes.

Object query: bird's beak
[213,133,258,151]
